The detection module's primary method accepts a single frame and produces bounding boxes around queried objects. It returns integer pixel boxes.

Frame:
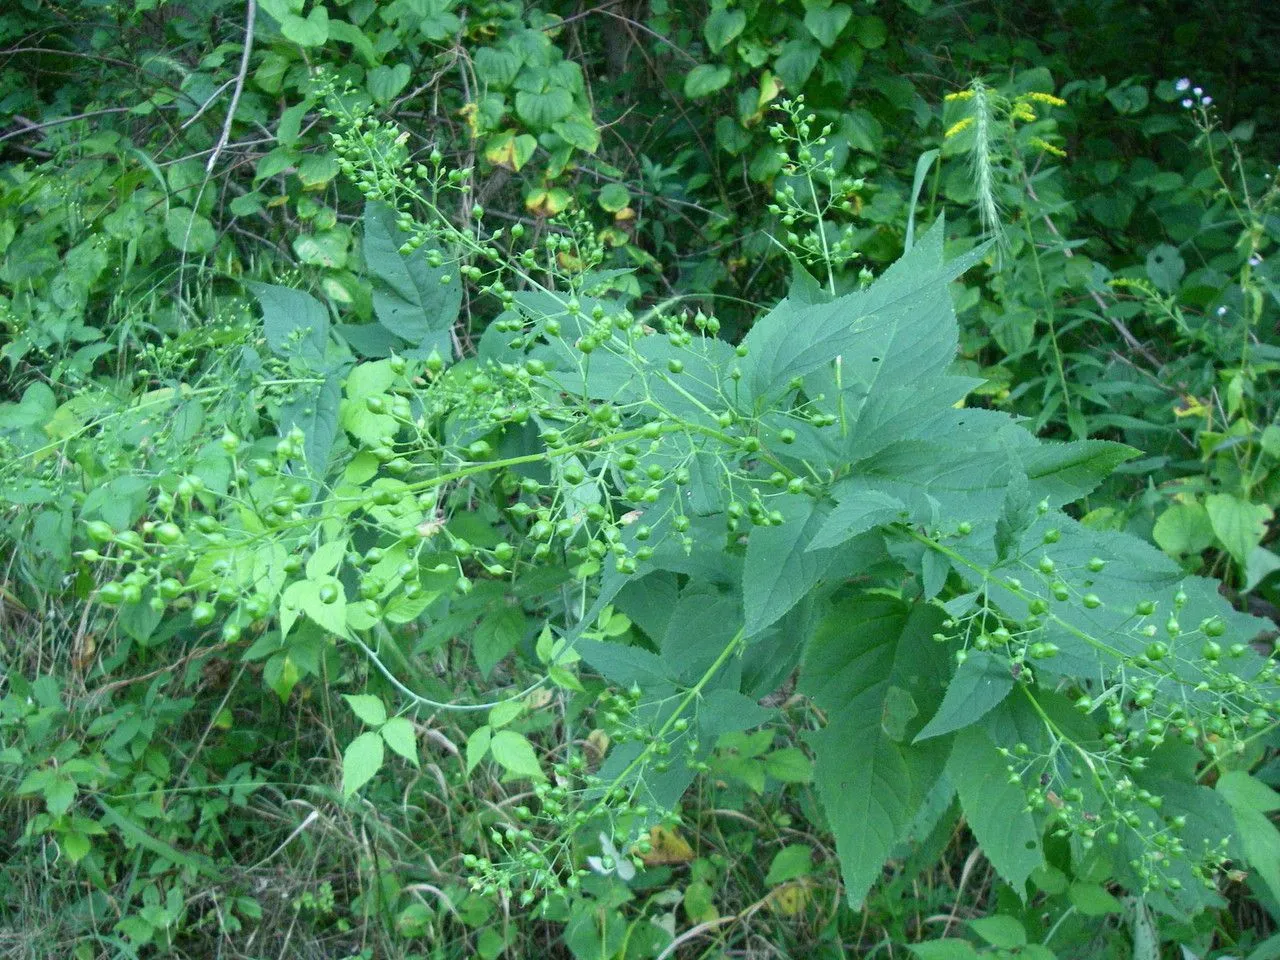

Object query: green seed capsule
[154,522,183,545]
[191,602,217,626]
[86,520,114,543]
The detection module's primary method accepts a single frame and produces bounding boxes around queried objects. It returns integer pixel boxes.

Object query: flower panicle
[1029,136,1067,158]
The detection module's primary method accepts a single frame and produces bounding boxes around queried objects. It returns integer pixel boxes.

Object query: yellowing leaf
[525,187,572,217]
[484,130,536,171]
[768,879,814,915]
[637,825,694,866]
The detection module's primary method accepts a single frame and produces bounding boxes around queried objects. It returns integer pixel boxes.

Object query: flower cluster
[1175,77,1213,109]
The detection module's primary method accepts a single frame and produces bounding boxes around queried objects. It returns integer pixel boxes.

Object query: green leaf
[915,652,1013,742]
[851,14,888,48]
[489,730,545,781]
[1218,772,1280,907]
[248,282,330,366]
[368,63,411,105]
[800,600,951,907]
[1069,881,1123,915]
[598,183,631,213]
[1206,493,1272,568]
[343,694,387,727]
[342,731,384,798]
[684,64,731,99]
[743,497,841,637]
[949,726,1042,893]
[280,6,329,46]
[165,208,216,254]
[551,117,600,153]
[473,606,526,676]
[909,943,981,960]
[764,747,813,783]
[804,3,852,47]
[515,86,575,128]
[1145,243,1185,293]
[467,725,492,774]
[765,844,814,885]
[704,8,746,53]
[774,39,821,90]
[281,577,348,638]
[807,487,905,551]
[363,202,460,355]
[1153,502,1215,556]
[380,717,419,766]
[969,915,1027,949]
[474,46,522,89]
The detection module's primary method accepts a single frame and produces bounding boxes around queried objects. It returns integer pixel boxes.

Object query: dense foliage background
[1,1,1278,958]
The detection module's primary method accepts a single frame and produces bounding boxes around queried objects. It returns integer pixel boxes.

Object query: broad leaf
[743,497,841,636]
[800,599,951,907]
[949,725,1042,893]
[363,202,461,355]
[342,731,384,798]
[249,282,330,366]
[915,651,1014,742]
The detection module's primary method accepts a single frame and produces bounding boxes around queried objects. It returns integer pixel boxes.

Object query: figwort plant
[5,82,1276,929]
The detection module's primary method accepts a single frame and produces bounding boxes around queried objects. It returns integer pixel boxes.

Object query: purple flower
[1175,78,1191,91]
[1201,96,1213,106]
[1181,98,1194,109]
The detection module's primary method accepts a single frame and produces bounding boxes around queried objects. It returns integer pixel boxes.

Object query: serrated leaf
[915,652,1013,742]
[380,717,419,766]
[473,605,526,676]
[363,202,460,354]
[343,694,387,727]
[342,731,384,798]
[248,282,330,366]
[800,600,950,907]
[489,730,545,781]
[743,497,841,637]
[807,487,905,551]
[949,726,1042,894]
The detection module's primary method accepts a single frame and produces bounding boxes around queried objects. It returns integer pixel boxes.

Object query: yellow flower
[1024,91,1067,107]
[1011,103,1037,123]
[945,89,975,102]
[1029,137,1066,158]
[944,116,974,138]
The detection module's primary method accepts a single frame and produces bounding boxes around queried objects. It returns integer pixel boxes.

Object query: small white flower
[1175,78,1191,91]
[1201,96,1213,106]
[1216,306,1228,316]
[1181,98,1194,109]
[1249,255,1263,267]
[1193,86,1203,96]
